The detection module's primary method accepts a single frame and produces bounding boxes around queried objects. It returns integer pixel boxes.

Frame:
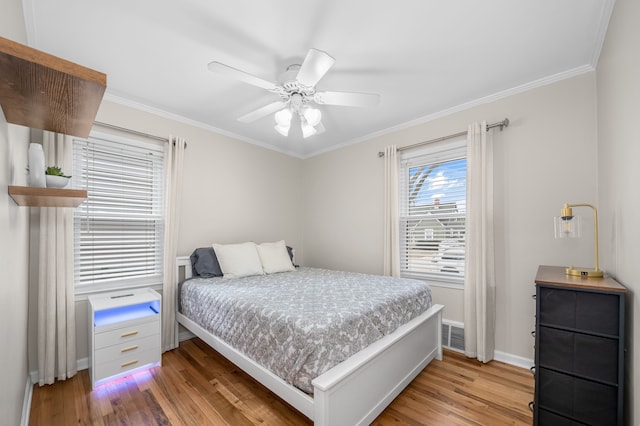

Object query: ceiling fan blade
[296,49,336,87]
[208,61,277,91]
[314,91,380,107]
[238,101,287,123]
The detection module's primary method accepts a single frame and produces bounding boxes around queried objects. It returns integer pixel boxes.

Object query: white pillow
[256,240,296,274]
[212,242,264,279]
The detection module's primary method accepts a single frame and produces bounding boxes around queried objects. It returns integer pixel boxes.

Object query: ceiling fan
[208,49,380,138]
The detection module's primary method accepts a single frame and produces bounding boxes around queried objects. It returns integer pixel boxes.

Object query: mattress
[179,267,432,393]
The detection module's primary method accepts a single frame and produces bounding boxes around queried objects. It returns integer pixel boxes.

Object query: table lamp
[554,203,603,278]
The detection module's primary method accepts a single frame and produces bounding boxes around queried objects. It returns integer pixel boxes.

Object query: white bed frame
[175,256,443,426]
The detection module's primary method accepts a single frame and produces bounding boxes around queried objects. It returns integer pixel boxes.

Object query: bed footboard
[312,303,443,426]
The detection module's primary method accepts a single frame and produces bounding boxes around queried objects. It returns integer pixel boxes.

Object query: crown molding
[102,91,305,159]
[305,65,595,159]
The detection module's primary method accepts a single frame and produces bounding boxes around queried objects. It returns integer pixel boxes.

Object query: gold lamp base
[565,266,604,278]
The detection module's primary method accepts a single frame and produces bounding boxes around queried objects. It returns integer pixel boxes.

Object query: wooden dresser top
[535,265,627,293]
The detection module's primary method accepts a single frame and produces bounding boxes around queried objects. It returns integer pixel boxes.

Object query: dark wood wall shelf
[8,185,87,208]
[0,36,106,138]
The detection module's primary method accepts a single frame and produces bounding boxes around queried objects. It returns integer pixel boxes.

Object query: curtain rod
[377,118,509,157]
[94,121,171,143]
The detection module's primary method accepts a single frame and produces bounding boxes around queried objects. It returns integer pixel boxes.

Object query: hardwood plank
[80,369,106,426]
[29,340,533,425]
[133,368,184,425]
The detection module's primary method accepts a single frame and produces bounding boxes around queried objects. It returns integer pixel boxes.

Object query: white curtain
[464,121,496,362]
[383,145,400,277]
[161,135,186,351]
[38,132,76,385]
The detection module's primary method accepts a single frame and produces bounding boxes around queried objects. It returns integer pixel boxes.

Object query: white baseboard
[494,350,534,370]
[29,357,90,384]
[77,357,89,371]
[179,329,196,342]
[21,375,33,426]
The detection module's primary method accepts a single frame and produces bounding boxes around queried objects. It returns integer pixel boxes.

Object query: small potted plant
[45,166,71,188]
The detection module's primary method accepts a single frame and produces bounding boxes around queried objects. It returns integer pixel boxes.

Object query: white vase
[28,143,46,187]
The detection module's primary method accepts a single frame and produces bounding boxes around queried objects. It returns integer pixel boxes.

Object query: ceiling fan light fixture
[275,108,293,126]
[274,123,290,136]
[303,107,322,127]
[208,48,380,141]
[301,121,317,138]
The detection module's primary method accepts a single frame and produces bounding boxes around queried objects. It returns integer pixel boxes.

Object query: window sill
[427,280,464,290]
[401,273,464,290]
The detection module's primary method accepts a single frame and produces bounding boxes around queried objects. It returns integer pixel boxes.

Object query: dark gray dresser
[533,265,626,426]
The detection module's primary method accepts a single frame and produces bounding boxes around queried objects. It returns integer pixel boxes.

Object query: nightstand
[533,265,626,425]
[88,288,162,388]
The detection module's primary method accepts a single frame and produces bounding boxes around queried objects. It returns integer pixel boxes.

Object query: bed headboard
[176,256,192,287]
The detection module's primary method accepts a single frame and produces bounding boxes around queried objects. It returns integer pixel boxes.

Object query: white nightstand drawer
[94,334,160,365]
[95,319,160,349]
[94,347,161,381]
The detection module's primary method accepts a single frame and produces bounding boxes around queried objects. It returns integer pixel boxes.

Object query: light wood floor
[30,338,534,425]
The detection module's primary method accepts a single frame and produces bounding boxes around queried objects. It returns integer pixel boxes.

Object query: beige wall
[64,99,304,361]
[303,73,598,360]
[596,0,639,423]
[0,1,31,424]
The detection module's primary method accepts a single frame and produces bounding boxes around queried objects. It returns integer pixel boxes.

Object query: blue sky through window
[409,158,466,212]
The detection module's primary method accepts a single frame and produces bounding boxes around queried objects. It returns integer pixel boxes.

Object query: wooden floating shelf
[8,185,87,208]
[0,36,106,138]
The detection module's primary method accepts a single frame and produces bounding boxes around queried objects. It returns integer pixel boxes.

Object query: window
[399,139,467,285]
[73,134,165,294]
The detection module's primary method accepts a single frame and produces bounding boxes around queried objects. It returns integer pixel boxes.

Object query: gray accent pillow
[190,247,223,277]
[286,245,295,265]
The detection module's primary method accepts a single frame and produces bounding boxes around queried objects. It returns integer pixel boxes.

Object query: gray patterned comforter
[180,267,432,393]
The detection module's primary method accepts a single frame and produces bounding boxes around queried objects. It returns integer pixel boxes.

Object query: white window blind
[73,136,165,294]
[400,141,467,284]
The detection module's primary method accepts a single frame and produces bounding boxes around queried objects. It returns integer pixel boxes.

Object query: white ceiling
[23,0,613,158]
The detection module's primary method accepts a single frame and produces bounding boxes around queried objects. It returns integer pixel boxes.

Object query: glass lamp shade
[274,124,290,136]
[303,107,322,126]
[301,121,317,138]
[275,108,293,127]
[554,215,582,238]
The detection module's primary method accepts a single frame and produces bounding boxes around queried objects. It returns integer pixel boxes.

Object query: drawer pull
[121,360,139,368]
[121,330,139,338]
[121,345,139,353]
[528,401,534,412]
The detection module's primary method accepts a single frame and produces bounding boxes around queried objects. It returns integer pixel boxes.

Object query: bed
[175,248,443,426]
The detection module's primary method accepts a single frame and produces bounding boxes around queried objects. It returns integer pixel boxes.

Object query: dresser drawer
[94,334,160,366]
[95,319,159,349]
[538,287,619,335]
[94,347,160,381]
[538,368,617,425]
[537,409,583,426]
[538,326,619,383]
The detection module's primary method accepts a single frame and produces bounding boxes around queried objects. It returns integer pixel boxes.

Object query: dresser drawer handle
[528,401,534,412]
[121,331,139,338]
[121,360,139,368]
[121,345,139,353]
